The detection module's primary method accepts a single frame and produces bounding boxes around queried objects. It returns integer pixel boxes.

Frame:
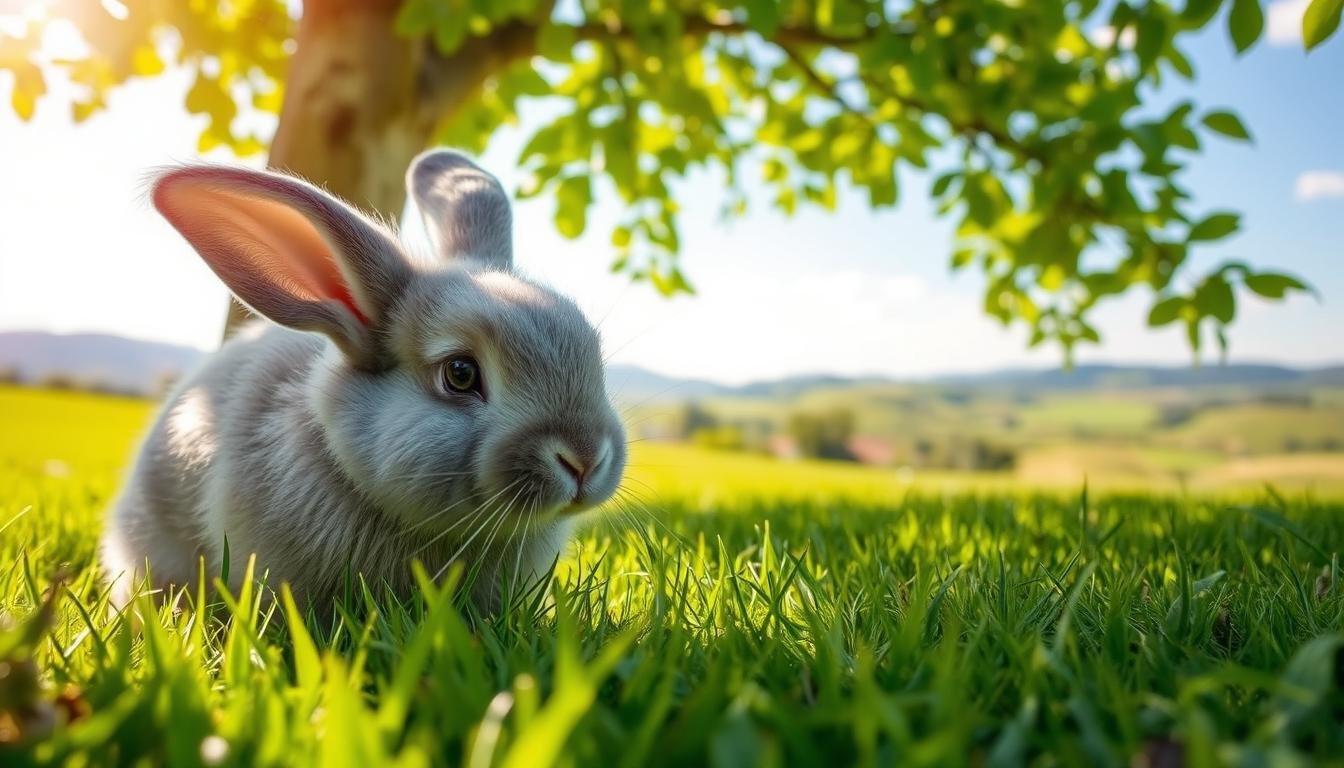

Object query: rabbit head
[151,151,626,539]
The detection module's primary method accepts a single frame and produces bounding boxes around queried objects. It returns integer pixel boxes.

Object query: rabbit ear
[408,149,513,269]
[152,165,413,369]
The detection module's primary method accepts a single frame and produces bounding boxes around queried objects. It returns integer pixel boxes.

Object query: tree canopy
[2,0,1337,358]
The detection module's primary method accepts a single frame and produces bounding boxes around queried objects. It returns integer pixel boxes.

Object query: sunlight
[165,385,215,468]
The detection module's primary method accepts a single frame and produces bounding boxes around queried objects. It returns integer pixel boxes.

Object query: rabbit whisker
[402,485,492,538]
[413,479,522,557]
[433,484,520,582]
[432,504,505,583]
[401,481,505,536]
[382,468,478,484]
[475,485,525,567]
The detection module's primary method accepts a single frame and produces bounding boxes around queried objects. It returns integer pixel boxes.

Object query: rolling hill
[1,329,1340,400]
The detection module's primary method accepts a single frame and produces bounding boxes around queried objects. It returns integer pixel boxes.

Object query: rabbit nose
[553,440,609,492]
[555,448,587,485]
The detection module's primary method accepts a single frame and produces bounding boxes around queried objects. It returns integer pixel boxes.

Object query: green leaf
[650,266,695,296]
[1136,13,1167,70]
[1201,110,1252,141]
[1148,296,1185,327]
[930,172,958,198]
[536,22,576,61]
[1166,45,1196,79]
[519,122,567,163]
[1188,212,1240,242]
[1186,318,1202,353]
[1228,0,1264,53]
[762,158,787,183]
[554,174,592,239]
[1181,0,1225,26]
[1195,276,1236,323]
[744,0,781,36]
[1303,0,1344,49]
[393,0,435,36]
[1243,271,1309,299]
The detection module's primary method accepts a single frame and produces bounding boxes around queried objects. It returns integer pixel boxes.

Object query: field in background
[1,385,1342,764]
[625,378,1344,496]
[4,383,1343,502]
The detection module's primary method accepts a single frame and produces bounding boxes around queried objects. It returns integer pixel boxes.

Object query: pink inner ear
[156,179,369,324]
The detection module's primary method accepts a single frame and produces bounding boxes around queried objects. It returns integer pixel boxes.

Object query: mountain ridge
[2,329,1340,400]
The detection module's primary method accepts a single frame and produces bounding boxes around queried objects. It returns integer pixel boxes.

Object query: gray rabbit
[100,150,626,610]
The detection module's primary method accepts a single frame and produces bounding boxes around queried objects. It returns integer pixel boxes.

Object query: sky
[1,2,1341,385]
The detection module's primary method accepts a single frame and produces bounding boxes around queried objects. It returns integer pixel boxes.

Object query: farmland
[625,376,1344,495]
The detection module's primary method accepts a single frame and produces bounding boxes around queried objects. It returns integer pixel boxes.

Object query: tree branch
[571,17,911,47]
[777,37,1037,166]
[415,19,538,119]
[778,43,876,126]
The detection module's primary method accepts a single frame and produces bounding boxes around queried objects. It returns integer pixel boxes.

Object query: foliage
[913,435,1018,471]
[670,401,722,440]
[787,408,856,460]
[1,1,1333,359]
[0,0,287,154]
[2,387,1344,765]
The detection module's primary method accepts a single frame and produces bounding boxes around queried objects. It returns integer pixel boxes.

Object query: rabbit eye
[439,356,483,397]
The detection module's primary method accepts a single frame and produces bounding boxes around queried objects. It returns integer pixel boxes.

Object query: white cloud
[1267,0,1310,45]
[1295,170,1344,201]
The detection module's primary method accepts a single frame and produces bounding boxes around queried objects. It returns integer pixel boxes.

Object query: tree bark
[223,1,536,338]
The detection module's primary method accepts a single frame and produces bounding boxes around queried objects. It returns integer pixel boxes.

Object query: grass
[1,385,1343,766]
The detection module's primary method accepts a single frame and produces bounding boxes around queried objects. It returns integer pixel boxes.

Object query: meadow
[1,384,1342,766]
[629,376,1344,495]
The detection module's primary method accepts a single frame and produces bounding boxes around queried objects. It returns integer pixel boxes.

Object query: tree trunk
[223,1,536,338]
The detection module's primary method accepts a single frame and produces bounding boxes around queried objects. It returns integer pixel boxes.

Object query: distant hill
[1304,366,1344,387]
[0,330,729,401]
[1,330,1341,400]
[731,374,894,399]
[0,331,204,395]
[932,363,1314,392]
[604,365,724,402]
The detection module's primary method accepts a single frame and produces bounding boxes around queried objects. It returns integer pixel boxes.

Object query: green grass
[2,386,1343,766]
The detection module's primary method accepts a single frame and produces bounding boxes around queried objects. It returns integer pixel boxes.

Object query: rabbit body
[101,151,622,609]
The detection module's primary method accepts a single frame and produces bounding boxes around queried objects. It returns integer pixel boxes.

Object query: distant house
[846,436,895,466]
[768,434,800,461]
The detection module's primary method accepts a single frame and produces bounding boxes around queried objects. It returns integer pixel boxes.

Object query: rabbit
[99,149,627,612]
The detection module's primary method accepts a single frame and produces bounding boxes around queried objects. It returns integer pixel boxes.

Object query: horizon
[4,325,1342,388]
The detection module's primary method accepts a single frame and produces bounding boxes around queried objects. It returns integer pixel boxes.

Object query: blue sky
[0,1,1340,384]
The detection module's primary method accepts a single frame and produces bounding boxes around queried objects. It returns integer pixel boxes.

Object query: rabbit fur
[100,150,626,611]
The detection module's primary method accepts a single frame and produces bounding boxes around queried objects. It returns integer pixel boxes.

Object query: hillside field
[1,385,1342,765]
[626,380,1344,495]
